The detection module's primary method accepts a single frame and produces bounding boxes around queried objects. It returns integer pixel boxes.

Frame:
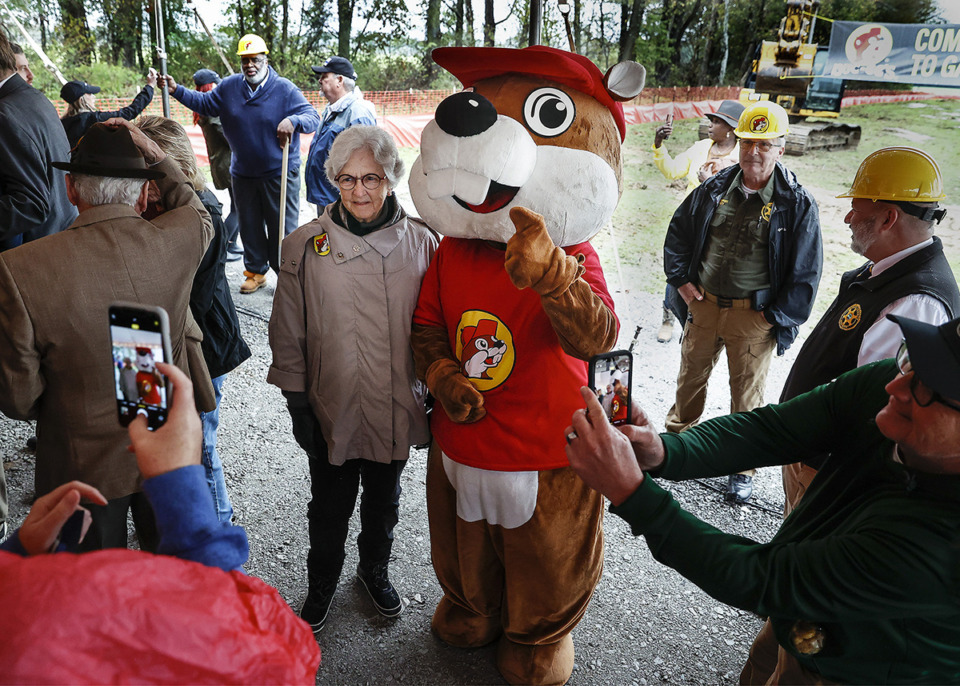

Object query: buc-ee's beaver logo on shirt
[838,303,862,331]
[456,311,514,391]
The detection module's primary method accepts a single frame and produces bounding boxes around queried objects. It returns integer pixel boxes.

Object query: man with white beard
[163,34,319,294]
[778,146,960,514]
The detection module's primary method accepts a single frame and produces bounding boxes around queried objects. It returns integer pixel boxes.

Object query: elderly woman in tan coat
[267,125,438,634]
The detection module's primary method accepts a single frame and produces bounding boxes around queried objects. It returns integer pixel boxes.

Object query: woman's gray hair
[70,174,146,206]
[324,125,404,191]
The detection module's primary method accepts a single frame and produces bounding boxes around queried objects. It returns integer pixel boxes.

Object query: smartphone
[109,302,172,431]
[665,113,673,125]
[588,350,632,426]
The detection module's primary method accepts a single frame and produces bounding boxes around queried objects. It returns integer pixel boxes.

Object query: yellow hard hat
[735,101,790,139]
[237,34,269,56]
[837,146,946,203]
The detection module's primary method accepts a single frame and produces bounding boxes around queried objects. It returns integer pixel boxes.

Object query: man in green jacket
[565,314,960,684]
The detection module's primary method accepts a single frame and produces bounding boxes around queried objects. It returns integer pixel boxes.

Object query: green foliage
[7,0,958,96]
[30,40,146,101]
[350,51,458,91]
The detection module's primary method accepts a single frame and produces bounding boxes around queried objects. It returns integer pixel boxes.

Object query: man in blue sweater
[163,34,320,294]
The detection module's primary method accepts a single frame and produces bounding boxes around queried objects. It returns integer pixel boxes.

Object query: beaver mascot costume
[410,46,645,685]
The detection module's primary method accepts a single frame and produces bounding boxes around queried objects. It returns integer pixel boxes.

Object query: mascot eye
[523,88,576,138]
[476,339,489,350]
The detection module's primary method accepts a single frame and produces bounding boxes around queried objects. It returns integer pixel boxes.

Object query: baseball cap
[60,80,100,104]
[889,314,960,403]
[311,56,357,80]
[431,45,631,141]
[193,69,222,86]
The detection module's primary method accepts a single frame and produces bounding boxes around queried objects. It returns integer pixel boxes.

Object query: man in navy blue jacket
[163,34,320,295]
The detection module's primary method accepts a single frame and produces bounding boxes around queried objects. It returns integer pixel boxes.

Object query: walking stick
[278,139,290,269]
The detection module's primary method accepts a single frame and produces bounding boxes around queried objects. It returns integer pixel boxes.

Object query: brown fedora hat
[52,124,165,180]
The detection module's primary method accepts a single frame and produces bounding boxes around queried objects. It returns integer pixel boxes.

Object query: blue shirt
[1,465,248,572]
[305,90,377,206]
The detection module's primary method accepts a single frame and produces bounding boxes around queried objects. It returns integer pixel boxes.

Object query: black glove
[283,390,321,457]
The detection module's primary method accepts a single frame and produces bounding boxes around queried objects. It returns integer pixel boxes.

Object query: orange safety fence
[60,87,958,165]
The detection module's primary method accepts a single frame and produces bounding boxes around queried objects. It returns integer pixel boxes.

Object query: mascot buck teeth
[410,46,645,685]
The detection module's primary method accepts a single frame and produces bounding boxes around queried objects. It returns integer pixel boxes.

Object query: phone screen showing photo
[109,308,169,430]
[589,351,632,426]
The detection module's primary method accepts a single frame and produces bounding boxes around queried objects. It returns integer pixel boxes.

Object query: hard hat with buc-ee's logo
[735,101,790,139]
[237,34,269,56]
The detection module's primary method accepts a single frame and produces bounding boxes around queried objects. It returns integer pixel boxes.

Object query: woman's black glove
[283,390,320,457]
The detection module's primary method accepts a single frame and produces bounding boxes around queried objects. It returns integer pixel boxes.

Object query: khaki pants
[741,619,835,685]
[666,295,776,476]
[782,461,819,518]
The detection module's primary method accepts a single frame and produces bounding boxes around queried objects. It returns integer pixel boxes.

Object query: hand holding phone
[588,350,633,426]
[109,302,173,431]
[128,362,203,479]
[654,113,674,148]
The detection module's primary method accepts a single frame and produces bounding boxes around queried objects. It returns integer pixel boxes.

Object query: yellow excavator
[704,0,862,155]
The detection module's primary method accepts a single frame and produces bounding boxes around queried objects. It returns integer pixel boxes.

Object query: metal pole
[528,0,542,46]
[278,141,290,268]
[558,0,575,53]
[0,0,67,83]
[153,0,170,117]
[191,5,235,75]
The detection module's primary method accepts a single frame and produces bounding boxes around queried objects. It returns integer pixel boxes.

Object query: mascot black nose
[434,91,498,137]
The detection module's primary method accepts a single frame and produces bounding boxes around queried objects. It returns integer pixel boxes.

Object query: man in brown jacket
[0,120,215,551]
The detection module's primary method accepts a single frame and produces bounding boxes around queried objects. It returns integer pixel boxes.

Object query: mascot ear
[604,61,645,102]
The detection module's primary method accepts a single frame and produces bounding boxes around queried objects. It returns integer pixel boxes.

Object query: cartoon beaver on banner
[410,46,645,685]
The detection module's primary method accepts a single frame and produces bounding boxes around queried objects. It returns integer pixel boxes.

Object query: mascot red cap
[432,45,644,141]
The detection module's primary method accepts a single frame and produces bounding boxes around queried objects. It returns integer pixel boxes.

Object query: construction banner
[824,21,960,87]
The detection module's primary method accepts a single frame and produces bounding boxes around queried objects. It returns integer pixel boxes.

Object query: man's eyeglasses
[241,56,266,66]
[739,139,782,153]
[336,173,385,191]
[896,340,960,412]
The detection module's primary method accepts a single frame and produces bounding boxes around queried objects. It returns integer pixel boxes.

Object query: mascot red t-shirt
[414,237,614,471]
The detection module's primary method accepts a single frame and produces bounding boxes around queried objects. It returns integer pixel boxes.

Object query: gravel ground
[2,185,831,685]
[0,262,796,686]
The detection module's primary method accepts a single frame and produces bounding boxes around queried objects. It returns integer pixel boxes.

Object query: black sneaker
[725,474,754,504]
[299,579,337,633]
[357,563,403,618]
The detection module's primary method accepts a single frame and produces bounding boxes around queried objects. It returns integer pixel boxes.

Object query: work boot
[726,474,754,504]
[357,562,403,618]
[299,576,338,633]
[240,271,266,294]
[657,306,674,343]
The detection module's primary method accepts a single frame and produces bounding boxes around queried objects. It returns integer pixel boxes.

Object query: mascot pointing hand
[410,46,645,685]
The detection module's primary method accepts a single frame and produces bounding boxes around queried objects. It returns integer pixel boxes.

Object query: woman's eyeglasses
[336,173,385,191]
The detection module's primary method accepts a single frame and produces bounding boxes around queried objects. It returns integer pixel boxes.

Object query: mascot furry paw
[410,46,644,685]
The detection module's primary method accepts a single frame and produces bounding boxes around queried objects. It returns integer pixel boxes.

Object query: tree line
[0,0,944,96]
